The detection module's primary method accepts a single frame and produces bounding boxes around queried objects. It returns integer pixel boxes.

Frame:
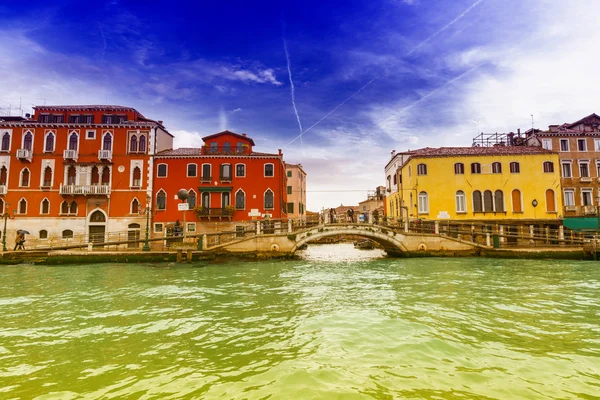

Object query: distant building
[285,163,307,222]
[358,186,385,223]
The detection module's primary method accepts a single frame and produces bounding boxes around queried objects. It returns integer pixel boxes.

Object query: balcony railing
[98,150,112,160]
[564,204,598,215]
[196,207,234,218]
[16,149,32,161]
[200,175,212,182]
[0,185,6,195]
[63,149,78,161]
[580,176,592,183]
[201,146,249,156]
[220,175,232,182]
[60,184,111,195]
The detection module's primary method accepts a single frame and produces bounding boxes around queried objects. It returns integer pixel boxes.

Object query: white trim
[186,222,196,233]
[187,189,197,207]
[559,138,570,152]
[418,191,428,214]
[85,129,96,140]
[577,138,587,152]
[40,197,50,215]
[561,161,573,178]
[156,189,167,210]
[19,167,30,187]
[101,131,114,152]
[455,190,466,213]
[43,130,56,153]
[201,191,210,208]
[130,197,140,214]
[0,129,12,152]
[235,163,246,177]
[186,163,197,177]
[264,188,274,210]
[264,163,274,177]
[67,130,80,151]
[157,163,168,178]
[563,189,575,207]
[221,191,230,207]
[17,197,27,214]
[235,188,246,210]
[153,222,164,233]
[201,163,212,180]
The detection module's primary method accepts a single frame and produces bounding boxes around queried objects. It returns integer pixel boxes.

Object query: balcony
[0,185,6,195]
[195,207,234,220]
[16,149,32,162]
[60,184,111,196]
[201,146,249,156]
[63,149,78,161]
[200,175,212,183]
[220,175,232,183]
[580,176,592,183]
[583,204,597,215]
[98,150,112,161]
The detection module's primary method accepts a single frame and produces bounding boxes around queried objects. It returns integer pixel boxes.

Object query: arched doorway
[128,223,140,249]
[88,209,106,246]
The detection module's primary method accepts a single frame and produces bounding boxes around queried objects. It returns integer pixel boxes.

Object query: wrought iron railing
[201,146,250,155]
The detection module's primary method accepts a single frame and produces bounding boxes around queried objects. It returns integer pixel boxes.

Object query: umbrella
[17,230,30,235]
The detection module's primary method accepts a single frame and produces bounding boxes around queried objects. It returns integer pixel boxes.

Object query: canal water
[1,244,599,399]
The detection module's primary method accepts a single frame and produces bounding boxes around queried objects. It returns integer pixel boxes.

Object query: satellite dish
[177,189,189,200]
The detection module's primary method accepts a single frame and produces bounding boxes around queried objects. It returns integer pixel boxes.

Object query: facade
[385,146,563,225]
[527,113,600,217]
[285,163,307,222]
[0,105,173,245]
[358,186,385,222]
[152,130,287,234]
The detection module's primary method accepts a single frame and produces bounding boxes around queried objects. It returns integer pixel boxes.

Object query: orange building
[152,130,287,234]
[0,105,173,246]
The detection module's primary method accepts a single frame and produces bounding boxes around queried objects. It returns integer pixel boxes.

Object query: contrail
[407,0,485,56]
[376,64,481,127]
[285,76,378,147]
[282,34,304,145]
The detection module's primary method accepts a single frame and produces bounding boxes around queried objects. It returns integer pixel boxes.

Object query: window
[187,164,197,177]
[101,166,110,185]
[235,190,245,209]
[70,201,78,215]
[473,190,483,212]
[597,161,600,178]
[511,190,522,212]
[129,135,138,152]
[20,168,30,187]
[0,166,6,185]
[1,132,10,151]
[201,192,210,208]
[139,135,146,153]
[222,192,230,207]
[471,163,481,174]
[68,132,78,151]
[387,175,391,190]
[579,161,590,178]
[264,189,274,209]
[201,164,211,181]
[455,191,466,213]
[82,115,93,124]
[115,115,127,123]
[61,201,69,214]
[417,164,427,175]
[561,162,572,178]
[492,162,502,173]
[209,142,218,154]
[393,174,397,185]
[156,190,166,210]
[542,139,552,150]
[595,138,600,151]
[102,115,113,124]
[43,166,52,187]
[44,132,55,152]
[62,230,74,239]
[578,139,587,151]
[236,164,245,177]
[132,167,141,187]
[287,186,292,195]
[546,189,556,212]
[154,223,164,233]
[131,198,140,214]
[39,230,48,239]
[41,199,50,214]
[23,132,33,150]
[18,198,27,214]
[560,139,569,151]
[188,190,196,208]
[287,202,295,213]
[543,161,554,173]
[69,115,79,123]
[483,190,494,212]
[157,164,167,177]
[454,163,464,174]
[52,115,64,123]
[39,114,50,123]
[236,142,245,154]
[220,164,232,181]
[418,192,428,214]
[91,166,99,185]
[86,130,96,140]
[494,190,504,212]
[564,190,575,206]
[582,190,593,206]
[510,162,520,174]
[102,132,112,150]
[264,164,274,177]
[223,142,231,154]
[186,223,196,233]
[287,171,292,178]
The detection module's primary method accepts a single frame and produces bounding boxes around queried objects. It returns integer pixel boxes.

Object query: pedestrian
[14,232,24,251]
[174,219,182,236]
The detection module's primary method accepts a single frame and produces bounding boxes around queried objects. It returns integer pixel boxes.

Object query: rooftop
[201,130,256,146]
[410,146,555,158]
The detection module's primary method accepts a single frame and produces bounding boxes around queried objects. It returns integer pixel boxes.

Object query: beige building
[285,163,307,221]
[358,186,385,223]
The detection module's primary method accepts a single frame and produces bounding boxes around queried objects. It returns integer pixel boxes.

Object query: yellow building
[386,146,563,225]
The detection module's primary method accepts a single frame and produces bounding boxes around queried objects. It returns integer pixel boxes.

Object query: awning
[197,186,233,193]
[563,217,599,231]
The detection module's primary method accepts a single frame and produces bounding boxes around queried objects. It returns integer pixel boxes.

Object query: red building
[152,130,287,234]
[0,105,173,246]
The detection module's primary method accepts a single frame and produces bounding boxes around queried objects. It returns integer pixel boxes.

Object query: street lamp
[142,195,151,251]
[2,201,11,252]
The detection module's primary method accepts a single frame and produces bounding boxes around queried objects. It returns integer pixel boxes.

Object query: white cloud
[172,129,204,149]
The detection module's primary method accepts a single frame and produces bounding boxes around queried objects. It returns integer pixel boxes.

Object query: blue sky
[1,0,599,210]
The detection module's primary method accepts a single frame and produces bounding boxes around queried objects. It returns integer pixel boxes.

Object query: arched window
[456,190,466,213]
[70,201,78,215]
[90,210,106,222]
[67,166,76,185]
[454,163,465,174]
[20,168,30,187]
[492,162,502,173]
[101,166,110,185]
[187,190,196,208]
[138,135,146,153]
[494,190,504,212]
[235,190,245,209]
[156,190,166,210]
[18,198,27,214]
[483,190,494,212]
[131,198,140,214]
[39,230,48,239]
[43,166,53,187]
[129,135,138,152]
[546,189,556,212]
[62,229,74,239]
[418,191,429,213]
[45,132,55,152]
[23,132,33,150]
[512,190,522,212]
[1,132,10,151]
[471,163,481,174]
[102,132,112,150]
[68,132,78,151]
[510,162,520,173]
[543,161,554,173]
[41,198,50,214]
[417,164,427,175]
[473,190,483,212]
[0,166,7,185]
[132,167,141,187]
[91,166,99,185]
[61,201,69,214]
[264,189,274,209]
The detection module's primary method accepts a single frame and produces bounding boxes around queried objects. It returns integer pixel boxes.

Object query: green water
[1,244,599,399]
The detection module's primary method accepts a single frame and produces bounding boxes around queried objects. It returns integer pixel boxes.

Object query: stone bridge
[205,223,482,257]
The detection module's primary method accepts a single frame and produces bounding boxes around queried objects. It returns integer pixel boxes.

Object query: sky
[1,0,599,211]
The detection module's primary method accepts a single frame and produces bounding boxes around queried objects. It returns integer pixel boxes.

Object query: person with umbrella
[14,229,29,251]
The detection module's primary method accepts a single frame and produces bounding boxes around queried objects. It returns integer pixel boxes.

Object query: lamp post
[142,195,151,251]
[2,202,10,252]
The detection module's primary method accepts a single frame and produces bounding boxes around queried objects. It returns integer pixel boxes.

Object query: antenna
[530,114,534,133]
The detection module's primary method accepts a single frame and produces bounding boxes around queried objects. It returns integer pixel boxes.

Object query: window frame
[577,138,587,152]
[561,161,572,178]
[187,163,197,178]
[264,189,274,210]
[235,189,245,210]
[44,131,55,153]
[154,223,164,233]
[235,163,246,177]
[492,162,502,174]
[418,191,429,214]
[560,139,569,152]
[264,163,274,177]
[416,163,427,176]
[470,163,481,174]
[579,160,590,178]
[542,139,552,150]
[86,130,96,140]
[509,162,520,174]
[157,163,168,178]
[455,190,466,213]
[563,189,575,207]
[454,163,465,175]
[543,161,554,173]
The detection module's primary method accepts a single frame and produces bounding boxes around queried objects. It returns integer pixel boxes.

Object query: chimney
[278,148,282,156]
[517,128,520,135]
[549,125,558,133]
[157,120,163,125]
[242,133,247,137]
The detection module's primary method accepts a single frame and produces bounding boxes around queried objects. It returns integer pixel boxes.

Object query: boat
[353,239,375,250]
